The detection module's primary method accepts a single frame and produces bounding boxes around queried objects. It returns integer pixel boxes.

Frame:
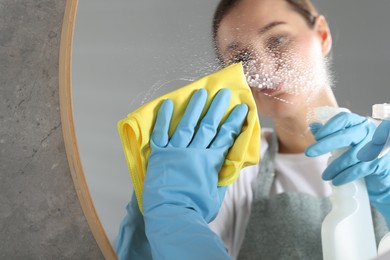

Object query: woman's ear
[314,15,332,56]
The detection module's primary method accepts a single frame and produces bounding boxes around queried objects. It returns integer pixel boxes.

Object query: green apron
[238,133,388,260]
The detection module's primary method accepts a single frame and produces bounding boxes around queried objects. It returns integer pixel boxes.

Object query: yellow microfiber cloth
[118,63,261,213]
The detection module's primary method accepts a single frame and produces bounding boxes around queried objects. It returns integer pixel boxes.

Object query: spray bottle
[316,106,377,260]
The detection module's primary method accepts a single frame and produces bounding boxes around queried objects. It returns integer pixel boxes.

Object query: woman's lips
[259,83,283,95]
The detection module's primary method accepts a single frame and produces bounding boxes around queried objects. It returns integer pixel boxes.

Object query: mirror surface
[71,0,390,250]
[72,0,220,246]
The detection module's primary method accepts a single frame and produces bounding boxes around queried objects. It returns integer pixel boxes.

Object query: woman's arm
[142,88,247,259]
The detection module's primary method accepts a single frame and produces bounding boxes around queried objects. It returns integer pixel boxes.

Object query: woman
[115,0,390,259]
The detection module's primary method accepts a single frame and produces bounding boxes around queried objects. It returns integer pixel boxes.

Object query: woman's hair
[212,0,319,49]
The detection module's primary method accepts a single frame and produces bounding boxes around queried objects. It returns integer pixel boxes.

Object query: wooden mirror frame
[59,0,116,259]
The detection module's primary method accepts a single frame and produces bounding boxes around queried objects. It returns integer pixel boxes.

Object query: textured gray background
[0,0,102,259]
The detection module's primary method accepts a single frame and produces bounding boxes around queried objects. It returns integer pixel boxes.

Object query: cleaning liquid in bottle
[315,106,377,260]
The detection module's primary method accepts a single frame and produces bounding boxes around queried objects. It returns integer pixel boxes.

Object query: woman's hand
[143,88,247,260]
[357,120,390,227]
[305,112,390,227]
[358,120,390,161]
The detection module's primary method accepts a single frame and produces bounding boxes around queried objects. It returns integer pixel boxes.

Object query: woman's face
[216,0,332,119]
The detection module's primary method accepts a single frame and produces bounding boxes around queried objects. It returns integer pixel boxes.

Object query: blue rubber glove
[305,112,390,227]
[356,120,390,227]
[143,88,248,260]
[115,192,152,260]
[358,120,390,161]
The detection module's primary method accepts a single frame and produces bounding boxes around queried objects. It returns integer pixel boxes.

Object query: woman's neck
[273,88,338,154]
[274,116,315,153]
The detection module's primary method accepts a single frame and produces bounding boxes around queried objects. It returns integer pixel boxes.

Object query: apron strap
[254,131,278,200]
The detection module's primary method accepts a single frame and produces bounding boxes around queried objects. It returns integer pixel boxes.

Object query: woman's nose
[246,52,276,76]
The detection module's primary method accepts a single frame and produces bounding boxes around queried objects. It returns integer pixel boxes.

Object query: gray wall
[314,0,390,114]
[0,0,102,259]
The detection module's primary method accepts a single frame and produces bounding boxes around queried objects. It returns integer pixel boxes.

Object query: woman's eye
[266,35,288,49]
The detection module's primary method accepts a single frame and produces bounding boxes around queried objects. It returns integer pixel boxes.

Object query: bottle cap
[372,103,390,120]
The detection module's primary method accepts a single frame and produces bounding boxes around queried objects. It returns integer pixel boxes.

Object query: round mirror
[60,0,390,258]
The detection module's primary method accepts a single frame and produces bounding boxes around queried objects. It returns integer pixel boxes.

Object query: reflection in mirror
[72,0,221,249]
[67,0,390,257]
